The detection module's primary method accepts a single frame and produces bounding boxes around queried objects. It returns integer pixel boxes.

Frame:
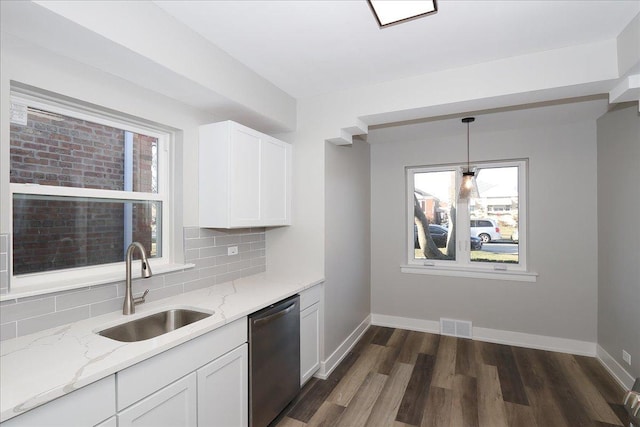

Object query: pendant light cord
[467,121,470,171]
[462,117,475,172]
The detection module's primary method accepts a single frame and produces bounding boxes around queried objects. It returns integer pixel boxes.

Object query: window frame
[404,159,536,282]
[8,93,173,292]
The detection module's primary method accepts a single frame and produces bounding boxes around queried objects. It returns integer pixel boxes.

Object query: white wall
[370,118,599,343]
[597,103,640,379]
[324,139,371,359]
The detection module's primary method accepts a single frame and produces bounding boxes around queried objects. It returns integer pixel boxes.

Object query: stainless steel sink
[98,309,213,342]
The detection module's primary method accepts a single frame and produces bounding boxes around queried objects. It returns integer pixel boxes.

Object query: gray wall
[597,103,640,378]
[370,119,599,342]
[324,139,371,359]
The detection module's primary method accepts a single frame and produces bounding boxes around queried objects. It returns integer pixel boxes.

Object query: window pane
[10,107,158,193]
[413,170,456,261]
[470,166,519,264]
[12,194,161,275]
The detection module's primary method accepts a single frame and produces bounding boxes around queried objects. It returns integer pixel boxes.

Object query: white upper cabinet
[199,121,292,228]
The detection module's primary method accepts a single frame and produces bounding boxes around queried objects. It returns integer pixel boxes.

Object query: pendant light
[458,117,479,200]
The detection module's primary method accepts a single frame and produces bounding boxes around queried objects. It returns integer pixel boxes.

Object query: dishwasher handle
[252,302,296,327]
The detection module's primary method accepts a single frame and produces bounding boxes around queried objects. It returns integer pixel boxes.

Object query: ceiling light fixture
[459,117,479,200]
[368,0,438,27]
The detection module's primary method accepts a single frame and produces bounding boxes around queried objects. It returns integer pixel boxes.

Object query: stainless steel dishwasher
[248,295,300,427]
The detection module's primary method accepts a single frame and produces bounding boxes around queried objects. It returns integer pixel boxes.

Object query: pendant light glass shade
[459,171,479,200]
[458,117,478,200]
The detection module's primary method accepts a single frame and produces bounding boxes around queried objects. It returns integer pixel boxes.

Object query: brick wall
[10,112,156,274]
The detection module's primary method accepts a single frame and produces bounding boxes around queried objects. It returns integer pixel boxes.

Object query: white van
[470,218,501,242]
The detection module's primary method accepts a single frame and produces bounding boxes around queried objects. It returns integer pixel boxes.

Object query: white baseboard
[596,344,635,390]
[316,315,371,380]
[371,313,597,357]
[371,313,440,334]
[474,327,596,357]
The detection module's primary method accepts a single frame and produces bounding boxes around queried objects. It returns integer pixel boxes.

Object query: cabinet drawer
[1,375,115,427]
[116,317,246,410]
[300,283,323,311]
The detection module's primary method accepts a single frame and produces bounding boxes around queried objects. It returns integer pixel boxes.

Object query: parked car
[470,218,501,242]
[414,224,483,250]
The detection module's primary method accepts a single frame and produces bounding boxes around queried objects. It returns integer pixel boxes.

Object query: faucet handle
[134,289,150,306]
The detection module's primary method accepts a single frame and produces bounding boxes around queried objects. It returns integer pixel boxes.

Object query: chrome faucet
[123,242,152,315]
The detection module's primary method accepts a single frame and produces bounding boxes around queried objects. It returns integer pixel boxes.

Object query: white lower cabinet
[197,344,248,427]
[0,375,115,427]
[115,318,248,427]
[300,303,320,385]
[118,374,197,427]
[299,284,323,385]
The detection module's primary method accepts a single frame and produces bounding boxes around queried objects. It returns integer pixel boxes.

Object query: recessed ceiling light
[368,0,438,27]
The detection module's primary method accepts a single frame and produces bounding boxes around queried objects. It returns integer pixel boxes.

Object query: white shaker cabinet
[199,121,292,228]
[116,318,248,427]
[299,284,324,385]
[197,343,248,427]
[117,374,197,427]
[0,375,116,427]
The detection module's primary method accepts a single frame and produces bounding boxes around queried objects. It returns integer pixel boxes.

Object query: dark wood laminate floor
[275,326,630,427]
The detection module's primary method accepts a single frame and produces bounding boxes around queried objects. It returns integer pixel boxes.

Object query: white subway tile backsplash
[198,228,227,238]
[184,227,200,239]
[1,227,267,340]
[251,257,267,267]
[250,241,266,251]
[144,284,184,303]
[185,248,199,262]
[55,285,118,311]
[0,297,55,324]
[215,270,243,285]
[0,234,8,295]
[214,235,241,246]
[183,278,215,293]
[198,264,228,279]
[166,269,200,287]
[18,306,91,336]
[200,246,227,258]
[241,234,265,243]
[228,259,252,273]
[90,298,124,317]
[185,237,216,250]
[0,234,7,252]
[0,322,16,341]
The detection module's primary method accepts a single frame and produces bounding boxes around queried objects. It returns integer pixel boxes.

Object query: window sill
[400,264,538,282]
[0,263,196,301]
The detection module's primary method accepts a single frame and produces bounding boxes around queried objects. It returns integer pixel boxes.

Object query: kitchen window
[403,160,536,282]
[8,92,173,292]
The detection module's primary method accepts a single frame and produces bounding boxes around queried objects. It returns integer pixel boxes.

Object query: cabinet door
[300,303,320,385]
[229,127,261,224]
[197,343,248,427]
[260,136,291,225]
[118,374,197,427]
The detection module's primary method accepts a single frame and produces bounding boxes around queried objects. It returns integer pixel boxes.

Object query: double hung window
[9,93,171,291]
[405,160,531,279]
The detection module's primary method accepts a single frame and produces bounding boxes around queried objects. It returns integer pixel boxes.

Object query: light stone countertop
[0,272,324,423]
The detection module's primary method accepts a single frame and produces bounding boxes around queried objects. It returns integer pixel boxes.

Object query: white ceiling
[155,0,640,99]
